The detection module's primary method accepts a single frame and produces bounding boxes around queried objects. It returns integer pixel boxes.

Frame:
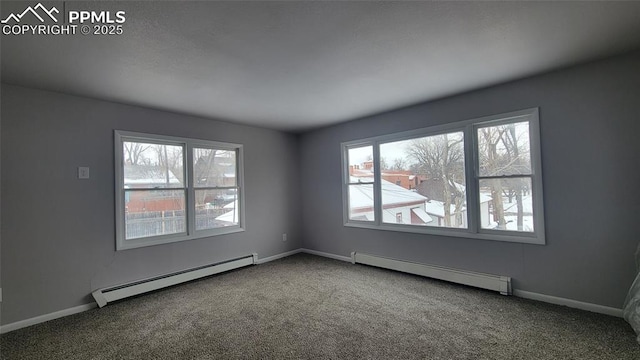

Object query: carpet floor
[1,253,639,359]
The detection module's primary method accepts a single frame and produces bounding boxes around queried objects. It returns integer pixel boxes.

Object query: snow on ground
[503,195,533,214]
[484,215,534,232]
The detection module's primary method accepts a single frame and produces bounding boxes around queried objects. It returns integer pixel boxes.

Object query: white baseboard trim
[300,248,352,262]
[513,290,623,318]
[0,303,97,334]
[1,251,301,333]
[299,249,623,318]
[256,249,302,264]
[0,251,622,334]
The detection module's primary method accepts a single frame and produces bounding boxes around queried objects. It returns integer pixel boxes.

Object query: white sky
[349,122,529,169]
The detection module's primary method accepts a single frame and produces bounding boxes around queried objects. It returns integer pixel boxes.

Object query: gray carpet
[1,253,639,359]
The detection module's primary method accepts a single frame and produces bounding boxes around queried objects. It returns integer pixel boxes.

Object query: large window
[342,108,545,244]
[115,131,244,250]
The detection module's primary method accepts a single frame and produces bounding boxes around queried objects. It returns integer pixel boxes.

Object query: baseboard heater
[92,253,258,308]
[351,252,511,295]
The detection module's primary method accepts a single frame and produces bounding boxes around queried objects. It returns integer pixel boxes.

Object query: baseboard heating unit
[351,252,511,295]
[92,253,258,308]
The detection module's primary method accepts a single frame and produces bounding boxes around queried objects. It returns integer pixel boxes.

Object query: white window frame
[115,130,245,250]
[341,108,545,245]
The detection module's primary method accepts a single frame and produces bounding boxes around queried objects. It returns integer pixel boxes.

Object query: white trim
[114,130,246,250]
[513,290,623,318]
[300,248,352,262]
[341,108,545,245]
[1,250,621,334]
[301,249,622,317]
[352,252,511,295]
[255,249,302,264]
[92,255,255,308]
[0,303,97,334]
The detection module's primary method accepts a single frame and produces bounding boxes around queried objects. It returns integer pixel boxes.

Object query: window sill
[344,221,544,245]
[116,226,245,251]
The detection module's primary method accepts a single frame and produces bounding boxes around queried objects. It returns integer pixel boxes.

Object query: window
[346,145,376,222]
[115,131,244,250]
[342,108,545,244]
[380,131,466,229]
[476,121,534,232]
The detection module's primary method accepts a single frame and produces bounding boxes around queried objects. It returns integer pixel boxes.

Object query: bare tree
[478,123,530,230]
[504,124,527,230]
[193,148,218,205]
[379,157,390,170]
[154,145,184,185]
[479,127,507,229]
[391,158,407,171]
[407,133,464,226]
[123,142,150,165]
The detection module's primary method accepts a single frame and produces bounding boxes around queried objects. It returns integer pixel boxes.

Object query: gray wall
[300,50,640,309]
[2,51,639,326]
[0,85,302,325]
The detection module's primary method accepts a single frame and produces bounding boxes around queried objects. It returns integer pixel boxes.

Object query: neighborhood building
[124,164,183,212]
[349,177,433,225]
[349,164,491,228]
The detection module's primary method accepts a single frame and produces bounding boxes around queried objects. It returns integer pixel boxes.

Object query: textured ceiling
[3,1,640,132]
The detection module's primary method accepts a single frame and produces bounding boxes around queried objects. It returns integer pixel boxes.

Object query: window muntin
[341,108,544,244]
[115,131,244,250]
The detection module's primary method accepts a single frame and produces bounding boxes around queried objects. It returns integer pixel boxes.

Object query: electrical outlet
[282,233,287,242]
[78,167,90,179]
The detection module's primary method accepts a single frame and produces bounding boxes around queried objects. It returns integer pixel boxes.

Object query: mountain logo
[1,3,59,24]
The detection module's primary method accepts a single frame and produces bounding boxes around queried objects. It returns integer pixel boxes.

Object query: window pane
[195,189,239,230]
[124,189,186,239]
[348,184,374,221]
[477,121,531,176]
[380,132,466,228]
[123,141,184,188]
[193,148,237,188]
[347,145,374,181]
[479,177,534,232]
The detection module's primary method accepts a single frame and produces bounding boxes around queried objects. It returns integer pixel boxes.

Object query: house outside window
[396,213,403,223]
[342,108,545,244]
[115,131,244,250]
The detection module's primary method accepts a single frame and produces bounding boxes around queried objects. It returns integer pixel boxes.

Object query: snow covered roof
[424,200,462,218]
[124,164,181,187]
[423,194,489,218]
[349,184,374,209]
[350,168,373,177]
[349,178,427,210]
[411,207,433,223]
[216,201,239,223]
[381,182,427,206]
[350,176,374,183]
